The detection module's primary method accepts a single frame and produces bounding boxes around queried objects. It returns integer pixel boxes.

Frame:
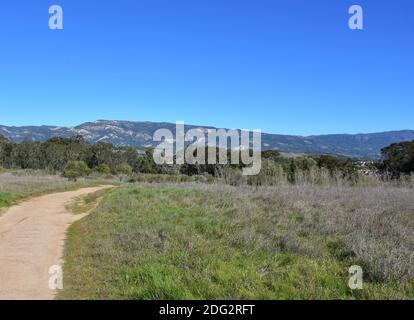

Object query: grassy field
[0,171,119,212]
[60,183,414,300]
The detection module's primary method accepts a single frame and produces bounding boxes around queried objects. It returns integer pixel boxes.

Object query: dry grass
[175,182,414,281]
[0,171,71,194]
[251,184,414,282]
[0,170,119,210]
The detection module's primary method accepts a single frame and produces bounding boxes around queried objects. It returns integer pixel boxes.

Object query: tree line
[0,135,156,176]
[1,134,413,183]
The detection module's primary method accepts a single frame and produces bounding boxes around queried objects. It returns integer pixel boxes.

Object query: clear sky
[0,0,413,135]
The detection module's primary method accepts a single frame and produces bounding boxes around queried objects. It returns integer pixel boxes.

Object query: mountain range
[1,120,414,159]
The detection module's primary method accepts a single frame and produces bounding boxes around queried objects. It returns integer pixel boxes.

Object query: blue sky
[0,0,413,135]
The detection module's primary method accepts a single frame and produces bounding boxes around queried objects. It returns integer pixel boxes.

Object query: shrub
[217,166,245,186]
[248,159,286,186]
[62,161,90,181]
[115,164,133,175]
[96,164,111,175]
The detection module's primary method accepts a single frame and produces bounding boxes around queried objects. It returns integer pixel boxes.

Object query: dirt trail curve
[0,186,113,300]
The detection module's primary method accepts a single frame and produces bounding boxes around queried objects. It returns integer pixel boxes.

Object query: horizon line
[0,119,413,138]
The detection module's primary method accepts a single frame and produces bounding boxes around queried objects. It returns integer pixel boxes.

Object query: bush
[63,161,90,181]
[248,159,287,186]
[0,166,5,173]
[217,166,245,186]
[96,164,111,175]
[115,164,133,175]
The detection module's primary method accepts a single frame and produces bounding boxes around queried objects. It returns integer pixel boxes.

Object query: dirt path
[0,186,113,300]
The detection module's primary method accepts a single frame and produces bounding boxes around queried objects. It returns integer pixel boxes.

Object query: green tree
[293,156,317,171]
[87,142,114,169]
[63,161,90,181]
[380,140,414,178]
[115,164,133,175]
[135,149,161,174]
[96,164,111,174]
[314,155,358,179]
[261,150,282,161]
[0,135,14,168]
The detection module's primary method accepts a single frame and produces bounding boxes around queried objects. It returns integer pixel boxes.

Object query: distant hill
[1,120,414,159]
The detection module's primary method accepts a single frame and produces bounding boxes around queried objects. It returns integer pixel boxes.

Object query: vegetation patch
[59,185,414,300]
[0,192,24,209]
[0,171,119,211]
[65,188,113,215]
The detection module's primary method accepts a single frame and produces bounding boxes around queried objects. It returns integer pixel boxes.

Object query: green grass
[0,192,24,209]
[59,186,414,300]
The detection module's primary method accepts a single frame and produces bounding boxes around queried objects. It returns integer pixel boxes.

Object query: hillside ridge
[1,120,414,158]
